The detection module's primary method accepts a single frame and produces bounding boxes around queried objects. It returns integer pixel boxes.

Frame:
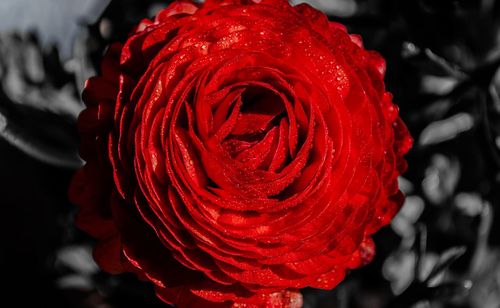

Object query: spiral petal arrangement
[69,0,413,307]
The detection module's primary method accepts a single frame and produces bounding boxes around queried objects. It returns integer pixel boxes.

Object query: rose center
[221,86,287,170]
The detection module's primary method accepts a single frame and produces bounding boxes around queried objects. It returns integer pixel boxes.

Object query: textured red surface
[69,0,412,306]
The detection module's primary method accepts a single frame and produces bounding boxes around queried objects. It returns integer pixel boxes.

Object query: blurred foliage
[1,0,500,307]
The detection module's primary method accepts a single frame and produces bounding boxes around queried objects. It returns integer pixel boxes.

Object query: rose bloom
[69,0,413,307]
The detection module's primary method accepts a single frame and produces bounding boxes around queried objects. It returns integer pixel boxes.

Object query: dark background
[1,0,499,307]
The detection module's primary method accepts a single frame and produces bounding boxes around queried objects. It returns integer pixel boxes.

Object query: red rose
[69,0,412,307]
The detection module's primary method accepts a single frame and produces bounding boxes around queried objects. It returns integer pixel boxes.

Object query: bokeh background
[1,0,499,307]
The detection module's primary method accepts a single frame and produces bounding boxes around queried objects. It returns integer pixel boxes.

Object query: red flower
[69,0,412,307]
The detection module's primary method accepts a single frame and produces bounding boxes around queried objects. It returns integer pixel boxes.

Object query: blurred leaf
[56,245,98,275]
[383,250,417,294]
[421,75,458,95]
[292,0,357,17]
[0,111,82,168]
[403,44,466,78]
[0,33,83,168]
[467,203,500,308]
[425,246,466,284]
[454,192,484,216]
[426,280,472,300]
[0,0,111,59]
[398,176,414,194]
[419,113,474,146]
[57,274,93,290]
[386,250,470,308]
[422,154,461,204]
[391,196,425,238]
[491,68,500,113]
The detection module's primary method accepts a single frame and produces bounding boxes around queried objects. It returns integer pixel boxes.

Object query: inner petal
[230,86,285,137]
